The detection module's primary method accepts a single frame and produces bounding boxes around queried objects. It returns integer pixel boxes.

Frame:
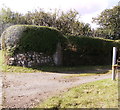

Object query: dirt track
[2,71,113,108]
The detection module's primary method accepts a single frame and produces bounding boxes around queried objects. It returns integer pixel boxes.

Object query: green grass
[2,65,42,73]
[0,50,111,74]
[35,65,111,73]
[37,78,118,108]
[62,70,111,79]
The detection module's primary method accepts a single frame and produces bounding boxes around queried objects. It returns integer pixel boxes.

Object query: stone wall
[7,42,63,67]
[7,52,54,67]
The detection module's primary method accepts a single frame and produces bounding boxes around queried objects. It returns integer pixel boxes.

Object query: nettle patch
[1,25,66,67]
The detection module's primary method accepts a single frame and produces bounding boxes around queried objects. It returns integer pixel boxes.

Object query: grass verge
[36,78,118,108]
[62,70,111,79]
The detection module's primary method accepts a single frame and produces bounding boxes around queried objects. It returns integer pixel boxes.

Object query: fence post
[112,47,117,80]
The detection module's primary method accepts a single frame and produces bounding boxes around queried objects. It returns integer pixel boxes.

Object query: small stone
[9,57,15,61]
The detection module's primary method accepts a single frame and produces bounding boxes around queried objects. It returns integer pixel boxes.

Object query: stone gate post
[53,42,62,66]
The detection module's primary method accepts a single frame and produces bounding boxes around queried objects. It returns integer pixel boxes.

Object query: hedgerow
[63,36,118,66]
[1,25,120,66]
[1,25,66,56]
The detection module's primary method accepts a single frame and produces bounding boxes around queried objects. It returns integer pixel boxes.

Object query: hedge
[63,36,119,66]
[1,25,66,56]
[1,25,120,66]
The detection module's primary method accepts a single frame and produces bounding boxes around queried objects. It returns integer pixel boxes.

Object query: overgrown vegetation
[37,78,118,108]
[63,36,120,66]
[1,25,120,66]
[1,25,65,56]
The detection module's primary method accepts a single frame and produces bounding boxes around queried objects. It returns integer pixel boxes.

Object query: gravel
[2,71,113,108]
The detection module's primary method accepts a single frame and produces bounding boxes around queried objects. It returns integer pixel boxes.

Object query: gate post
[112,47,117,80]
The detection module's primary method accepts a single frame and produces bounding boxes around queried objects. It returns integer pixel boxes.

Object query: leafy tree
[93,5,120,39]
[24,9,92,36]
[0,7,25,24]
[0,7,25,36]
[55,9,79,35]
[24,9,53,26]
[0,7,13,23]
[0,7,92,37]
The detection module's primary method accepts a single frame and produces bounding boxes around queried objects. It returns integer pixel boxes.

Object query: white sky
[0,0,119,29]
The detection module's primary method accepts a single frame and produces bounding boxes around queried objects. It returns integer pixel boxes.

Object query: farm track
[1,70,116,108]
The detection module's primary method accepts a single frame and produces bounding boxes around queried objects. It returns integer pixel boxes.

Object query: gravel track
[1,71,114,108]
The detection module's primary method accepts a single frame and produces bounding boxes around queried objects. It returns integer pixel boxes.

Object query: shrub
[63,36,118,66]
[1,25,66,56]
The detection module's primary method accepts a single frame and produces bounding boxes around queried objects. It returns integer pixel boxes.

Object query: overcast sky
[0,0,119,29]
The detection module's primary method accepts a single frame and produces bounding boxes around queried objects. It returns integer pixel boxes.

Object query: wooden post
[112,47,117,80]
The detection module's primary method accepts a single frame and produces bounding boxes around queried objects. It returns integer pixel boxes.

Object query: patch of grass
[2,65,42,73]
[37,78,118,108]
[36,65,111,73]
[62,70,111,79]
[2,65,111,74]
